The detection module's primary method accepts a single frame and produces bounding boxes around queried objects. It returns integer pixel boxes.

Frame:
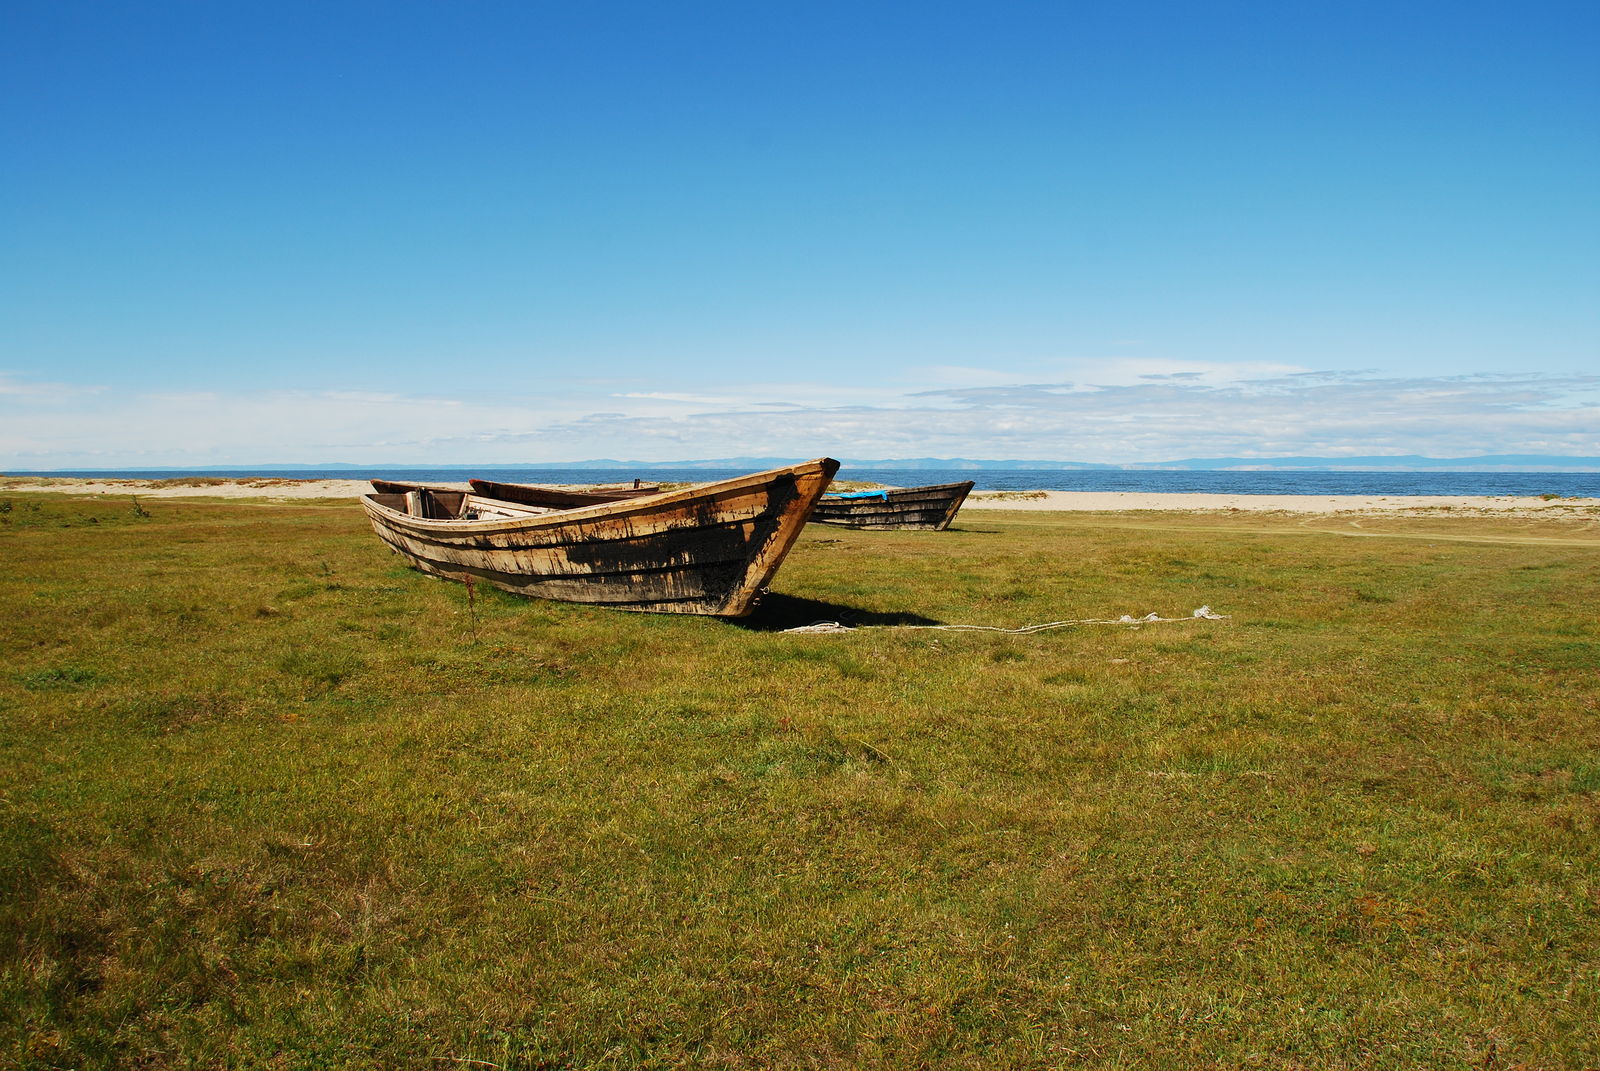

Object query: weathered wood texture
[366,482,469,518]
[363,458,840,616]
[808,480,975,531]
[467,479,656,509]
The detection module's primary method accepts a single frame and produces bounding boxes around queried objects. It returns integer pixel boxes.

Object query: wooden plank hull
[809,480,975,531]
[363,458,839,617]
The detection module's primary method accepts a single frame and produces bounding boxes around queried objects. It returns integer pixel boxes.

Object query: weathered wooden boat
[362,458,839,616]
[808,480,975,531]
[468,478,657,508]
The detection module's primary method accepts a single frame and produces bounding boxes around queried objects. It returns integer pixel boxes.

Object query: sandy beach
[963,490,1600,515]
[5,476,1597,515]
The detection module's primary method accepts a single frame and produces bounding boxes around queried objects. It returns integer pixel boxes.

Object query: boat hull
[809,481,974,531]
[363,459,839,616]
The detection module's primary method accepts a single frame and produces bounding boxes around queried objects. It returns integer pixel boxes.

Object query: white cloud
[907,357,1312,393]
[1050,357,1312,387]
[508,371,1600,462]
[3,369,1598,467]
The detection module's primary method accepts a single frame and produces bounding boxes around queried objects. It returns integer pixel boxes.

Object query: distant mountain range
[12,454,1600,473]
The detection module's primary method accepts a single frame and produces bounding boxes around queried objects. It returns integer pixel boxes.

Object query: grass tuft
[18,665,106,691]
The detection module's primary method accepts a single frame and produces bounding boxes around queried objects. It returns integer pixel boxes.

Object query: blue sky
[3,0,1597,466]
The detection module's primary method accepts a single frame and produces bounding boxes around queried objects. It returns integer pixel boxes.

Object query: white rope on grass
[782,606,1230,635]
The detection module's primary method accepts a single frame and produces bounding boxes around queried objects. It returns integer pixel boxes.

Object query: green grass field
[2,493,1596,1069]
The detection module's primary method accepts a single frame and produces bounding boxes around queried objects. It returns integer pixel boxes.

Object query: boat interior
[368,490,567,522]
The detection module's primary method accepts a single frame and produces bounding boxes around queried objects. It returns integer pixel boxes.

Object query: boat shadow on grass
[734,593,942,632]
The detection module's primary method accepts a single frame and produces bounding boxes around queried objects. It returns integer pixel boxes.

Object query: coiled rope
[782,606,1229,635]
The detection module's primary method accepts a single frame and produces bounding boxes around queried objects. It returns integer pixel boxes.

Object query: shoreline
[4,476,1598,515]
[964,490,1600,514]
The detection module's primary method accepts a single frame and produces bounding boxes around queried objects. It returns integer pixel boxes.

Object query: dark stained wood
[363,459,840,617]
[467,479,656,509]
[370,478,464,495]
[808,480,975,531]
[367,480,469,518]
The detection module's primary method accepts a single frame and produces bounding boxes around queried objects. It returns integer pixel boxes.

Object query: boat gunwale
[374,502,798,553]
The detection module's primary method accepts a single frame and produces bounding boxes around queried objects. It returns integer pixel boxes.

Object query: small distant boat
[808,480,975,531]
[362,459,839,616]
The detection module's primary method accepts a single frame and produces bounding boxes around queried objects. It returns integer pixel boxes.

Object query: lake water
[12,467,1600,497]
